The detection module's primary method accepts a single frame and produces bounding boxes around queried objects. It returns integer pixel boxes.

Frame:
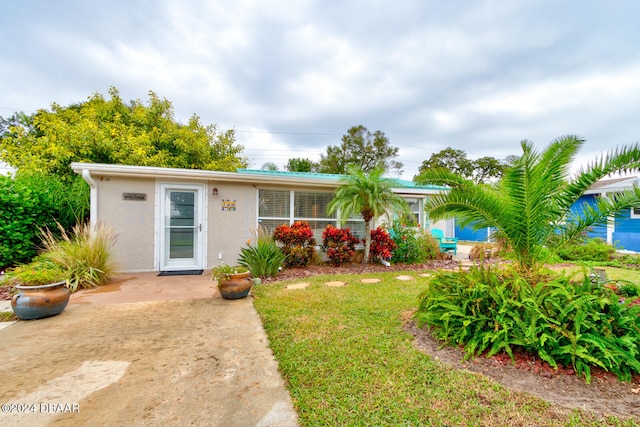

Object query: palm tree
[420,135,640,274]
[327,166,410,265]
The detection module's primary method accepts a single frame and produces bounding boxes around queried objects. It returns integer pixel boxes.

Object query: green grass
[551,265,640,283]
[252,271,636,426]
[0,311,16,322]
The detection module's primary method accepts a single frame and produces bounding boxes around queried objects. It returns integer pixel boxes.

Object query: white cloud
[1,0,640,180]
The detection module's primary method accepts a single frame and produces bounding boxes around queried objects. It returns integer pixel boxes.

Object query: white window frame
[631,206,640,219]
[257,189,339,241]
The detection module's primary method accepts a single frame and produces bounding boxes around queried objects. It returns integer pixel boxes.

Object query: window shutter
[294,192,335,219]
[259,190,290,218]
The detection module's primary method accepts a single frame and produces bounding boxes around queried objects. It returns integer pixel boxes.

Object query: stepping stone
[360,278,381,284]
[286,282,310,290]
[325,281,346,287]
[419,273,432,278]
[0,300,12,312]
[395,275,414,281]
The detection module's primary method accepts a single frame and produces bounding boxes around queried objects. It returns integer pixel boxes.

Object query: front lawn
[252,271,634,426]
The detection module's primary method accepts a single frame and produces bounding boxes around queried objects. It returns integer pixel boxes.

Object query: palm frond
[558,186,640,245]
[422,136,640,273]
[560,143,640,210]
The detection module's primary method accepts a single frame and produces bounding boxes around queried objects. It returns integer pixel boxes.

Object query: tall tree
[285,157,319,173]
[473,156,506,183]
[318,125,403,175]
[420,136,640,274]
[0,87,248,180]
[415,147,507,183]
[327,166,409,265]
[261,162,279,171]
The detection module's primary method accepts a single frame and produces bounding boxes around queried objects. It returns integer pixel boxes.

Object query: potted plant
[8,259,71,320]
[211,265,252,300]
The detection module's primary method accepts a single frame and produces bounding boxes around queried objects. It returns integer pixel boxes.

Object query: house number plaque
[222,199,236,211]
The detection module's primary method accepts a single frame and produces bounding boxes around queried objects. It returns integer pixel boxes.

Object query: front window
[257,190,424,241]
[405,197,421,226]
[632,207,640,219]
[258,189,337,241]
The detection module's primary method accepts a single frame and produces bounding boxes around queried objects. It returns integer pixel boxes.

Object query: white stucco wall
[206,181,258,268]
[75,163,452,272]
[90,174,266,272]
[94,175,157,272]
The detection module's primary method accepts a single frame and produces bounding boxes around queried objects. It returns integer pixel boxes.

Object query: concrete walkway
[0,272,298,426]
[0,249,475,425]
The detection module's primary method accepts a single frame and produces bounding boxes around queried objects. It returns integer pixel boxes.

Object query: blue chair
[430,228,458,255]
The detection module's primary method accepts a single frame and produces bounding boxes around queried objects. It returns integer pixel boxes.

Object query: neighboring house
[455,176,640,252]
[455,224,495,242]
[572,176,640,252]
[71,162,451,273]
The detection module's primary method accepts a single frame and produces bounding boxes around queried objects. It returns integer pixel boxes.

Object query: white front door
[159,184,205,270]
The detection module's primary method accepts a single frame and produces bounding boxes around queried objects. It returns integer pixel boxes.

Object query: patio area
[0,272,298,426]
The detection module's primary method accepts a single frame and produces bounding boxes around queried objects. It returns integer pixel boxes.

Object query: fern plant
[417,266,640,383]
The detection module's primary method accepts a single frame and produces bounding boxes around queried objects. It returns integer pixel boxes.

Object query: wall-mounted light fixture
[212,187,219,196]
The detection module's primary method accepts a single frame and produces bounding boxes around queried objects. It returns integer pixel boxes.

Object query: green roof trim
[237,168,342,181]
[386,178,448,190]
[236,169,447,190]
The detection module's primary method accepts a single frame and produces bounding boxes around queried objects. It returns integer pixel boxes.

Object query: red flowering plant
[273,221,317,268]
[369,227,396,261]
[322,225,360,266]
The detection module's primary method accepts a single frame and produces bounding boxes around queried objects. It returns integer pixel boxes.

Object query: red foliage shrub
[370,227,396,260]
[322,225,360,266]
[273,221,317,268]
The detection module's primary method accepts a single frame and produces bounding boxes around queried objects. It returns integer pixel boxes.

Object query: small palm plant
[417,135,640,275]
[327,166,410,265]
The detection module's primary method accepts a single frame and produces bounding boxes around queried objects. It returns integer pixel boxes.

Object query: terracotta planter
[11,281,70,320]
[217,272,252,300]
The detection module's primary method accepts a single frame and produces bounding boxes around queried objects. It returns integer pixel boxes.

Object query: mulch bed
[262,259,463,283]
[0,284,11,301]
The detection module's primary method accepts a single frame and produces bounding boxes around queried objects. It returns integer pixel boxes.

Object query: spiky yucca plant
[418,136,640,274]
[238,227,285,278]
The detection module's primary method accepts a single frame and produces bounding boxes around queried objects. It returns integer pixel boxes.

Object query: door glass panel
[168,191,195,259]
[169,229,194,258]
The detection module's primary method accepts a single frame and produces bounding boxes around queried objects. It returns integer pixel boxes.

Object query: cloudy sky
[2,0,640,179]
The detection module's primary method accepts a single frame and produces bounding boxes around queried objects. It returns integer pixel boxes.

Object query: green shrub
[0,173,88,270]
[238,228,285,278]
[556,238,616,262]
[273,221,316,268]
[606,253,640,270]
[617,282,640,298]
[6,258,67,286]
[211,264,248,282]
[39,222,117,292]
[416,266,640,383]
[388,221,438,264]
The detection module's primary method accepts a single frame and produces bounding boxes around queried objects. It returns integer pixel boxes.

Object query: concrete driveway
[0,272,298,426]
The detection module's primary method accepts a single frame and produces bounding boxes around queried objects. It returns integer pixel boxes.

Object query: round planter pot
[11,281,71,320]
[217,272,252,300]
